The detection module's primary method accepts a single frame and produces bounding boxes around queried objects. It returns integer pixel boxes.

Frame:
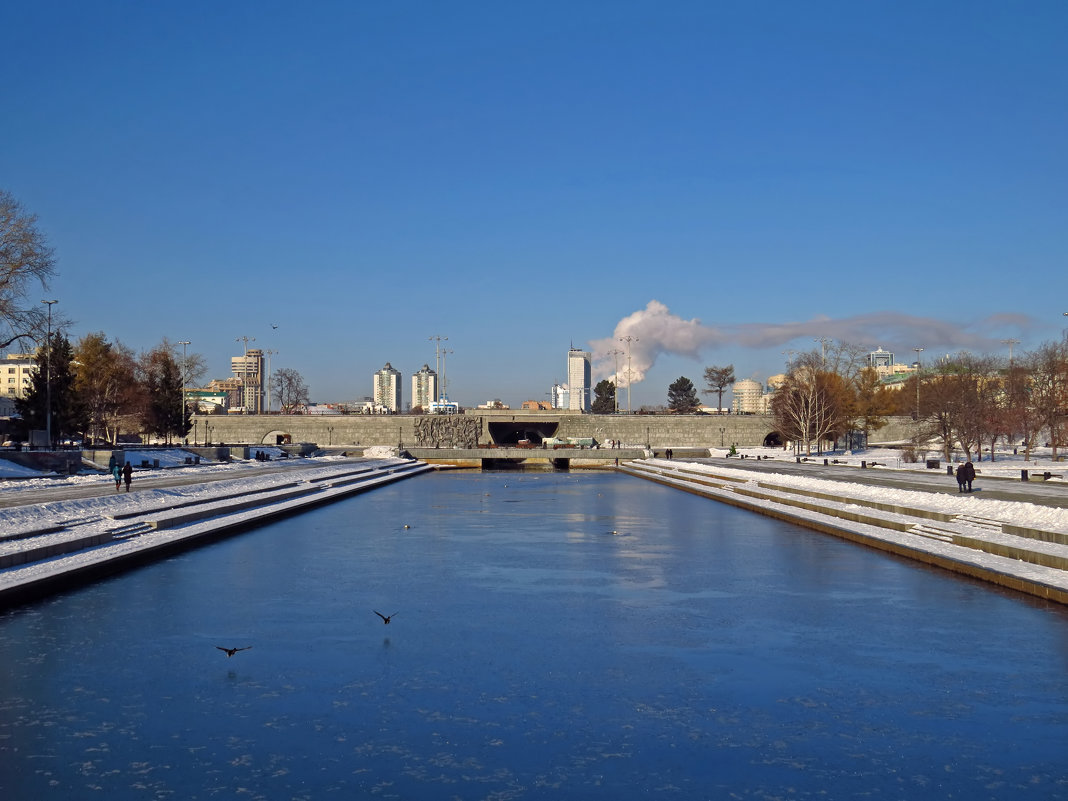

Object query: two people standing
[956,460,976,493]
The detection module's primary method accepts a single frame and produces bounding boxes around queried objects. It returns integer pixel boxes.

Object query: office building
[567,348,591,412]
[231,348,264,413]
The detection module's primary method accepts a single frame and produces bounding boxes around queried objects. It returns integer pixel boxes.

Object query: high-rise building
[231,348,264,413]
[411,364,438,411]
[567,348,591,412]
[374,362,402,412]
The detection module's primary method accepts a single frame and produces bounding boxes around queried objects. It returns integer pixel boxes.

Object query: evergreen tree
[667,376,700,413]
[140,345,189,442]
[591,379,616,414]
[15,332,86,444]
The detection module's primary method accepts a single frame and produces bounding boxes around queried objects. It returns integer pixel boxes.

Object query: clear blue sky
[3,1,1066,408]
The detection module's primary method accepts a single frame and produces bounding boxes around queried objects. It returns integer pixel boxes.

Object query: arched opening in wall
[263,430,292,445]
[486,421,559,445]
[763,431,783,448]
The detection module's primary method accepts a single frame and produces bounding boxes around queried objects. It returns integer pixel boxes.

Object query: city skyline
[2,3,1064,407]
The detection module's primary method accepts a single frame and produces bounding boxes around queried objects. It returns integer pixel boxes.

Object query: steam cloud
[590,300,1033,386]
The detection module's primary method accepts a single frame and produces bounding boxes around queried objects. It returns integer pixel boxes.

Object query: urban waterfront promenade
[624,457,1068,606]
[2,449,1067,609]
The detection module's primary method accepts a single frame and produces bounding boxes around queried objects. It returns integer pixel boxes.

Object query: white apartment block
[374,362,402,412]
[411,364,438,411]
[732,378,769,414]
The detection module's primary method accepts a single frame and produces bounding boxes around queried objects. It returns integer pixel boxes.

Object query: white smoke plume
[590,300,1035,386]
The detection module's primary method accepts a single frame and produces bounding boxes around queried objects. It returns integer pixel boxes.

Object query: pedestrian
[955,464,967,492]
[961,460,976,492]
[122,461,133,492]
[111,459,121,492]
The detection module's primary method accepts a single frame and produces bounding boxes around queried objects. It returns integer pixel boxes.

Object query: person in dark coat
[960,460,976,492]
[122,461,133,492]
[955,464,967,492]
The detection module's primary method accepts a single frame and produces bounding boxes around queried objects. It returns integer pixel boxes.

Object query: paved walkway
[683,458,1068,509]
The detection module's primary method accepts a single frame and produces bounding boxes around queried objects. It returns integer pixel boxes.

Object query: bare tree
[1024,341,1068,459]
[771,359,851,456]
[0,190,58,349]
[702,365,735,414]
[73,332,140,445]
[274,368,310,414]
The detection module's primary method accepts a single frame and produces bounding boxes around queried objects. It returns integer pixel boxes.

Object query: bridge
[402,446,648,469]
[189,410,918,452]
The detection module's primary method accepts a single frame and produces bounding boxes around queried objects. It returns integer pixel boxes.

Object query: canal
[2,470,1067,799]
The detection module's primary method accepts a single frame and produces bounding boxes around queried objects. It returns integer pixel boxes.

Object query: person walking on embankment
[122,461,133,492]
[960,460,976,492]
[111,457,122,491]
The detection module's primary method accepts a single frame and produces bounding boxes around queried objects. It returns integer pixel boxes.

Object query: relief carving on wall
[413,415,482,448]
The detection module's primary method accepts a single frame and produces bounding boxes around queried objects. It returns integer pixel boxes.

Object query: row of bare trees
[769,340,1068,460]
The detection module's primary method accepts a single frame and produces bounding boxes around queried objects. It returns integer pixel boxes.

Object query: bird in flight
[216,646,252,657]
[271,323,278,329]
[374,610,398,624]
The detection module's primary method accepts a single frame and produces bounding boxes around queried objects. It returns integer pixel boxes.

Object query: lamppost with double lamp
[619,336,639,412]
[913,347,924,420]
[177,340,190,433]
[606,348,623,413]
[41,300,58,447]
[264,349,278,414]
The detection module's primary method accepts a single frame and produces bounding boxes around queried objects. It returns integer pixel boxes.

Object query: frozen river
[2,470,1067,799]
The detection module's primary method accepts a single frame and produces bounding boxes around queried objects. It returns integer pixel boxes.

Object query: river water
[1,470,1067,799]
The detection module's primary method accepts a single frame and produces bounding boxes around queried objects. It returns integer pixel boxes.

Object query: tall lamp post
[607,348,623,413]
[236,336,255,413]
[177,340,190,433]
[264,349,278,414]
[619,336,639,413]
[913,347,924,420]
[41,300,58,447]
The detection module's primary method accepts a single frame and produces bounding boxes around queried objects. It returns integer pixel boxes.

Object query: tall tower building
[567,348,591,412]
[374,362,402,412]
[231,348,264,413]
[411,364,438,411]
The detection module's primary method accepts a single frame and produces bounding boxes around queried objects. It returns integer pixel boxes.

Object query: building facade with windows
[231,348,264,414]
[1,353,36,400]
[567,348,591,412]
[374,362,402,413]
[411,364,438,411]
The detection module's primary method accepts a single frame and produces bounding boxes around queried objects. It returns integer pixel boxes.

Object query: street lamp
[264,349,278,414]
[177,340,190,434]
[619,336,639,413]
[236,336,255,413]
[606,348,623,413]
[41,300,58,447]
[913,347,924,420]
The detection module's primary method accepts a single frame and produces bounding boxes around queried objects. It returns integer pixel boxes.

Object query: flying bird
[216,646,252,657]
[374,610,398,625]
[271,323,278,329]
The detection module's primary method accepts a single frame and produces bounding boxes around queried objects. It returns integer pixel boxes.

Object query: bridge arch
[261,430,292,445]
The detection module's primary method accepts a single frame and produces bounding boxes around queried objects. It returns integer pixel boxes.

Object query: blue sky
[3,1,1066,408]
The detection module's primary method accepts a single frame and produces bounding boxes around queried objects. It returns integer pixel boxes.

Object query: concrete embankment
[0,458,433,609]
[621,459,1068,606]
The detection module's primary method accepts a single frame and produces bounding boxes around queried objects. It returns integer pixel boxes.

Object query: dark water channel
[2,470,1067,799]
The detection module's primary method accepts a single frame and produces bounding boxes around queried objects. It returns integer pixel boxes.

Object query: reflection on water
[2,470,1067,799]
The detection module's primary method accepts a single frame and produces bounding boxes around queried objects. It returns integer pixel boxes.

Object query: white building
[732,378,768,414]
[373,362,402,413]
[1,353,36,400]
[411,364,438,411]
[567,348,591,412]
[550,382,567,409]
